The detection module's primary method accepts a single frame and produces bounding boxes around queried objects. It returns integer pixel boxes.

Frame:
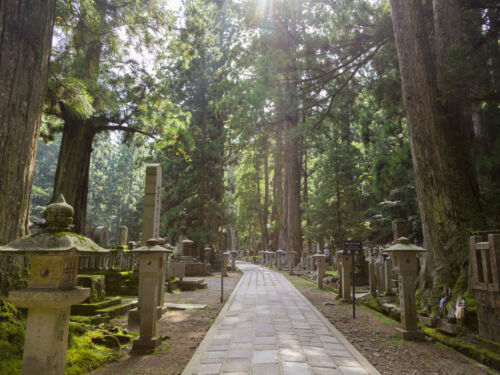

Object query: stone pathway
[182,262,380,375]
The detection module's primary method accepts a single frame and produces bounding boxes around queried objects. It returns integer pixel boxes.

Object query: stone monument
[313,251,327,289]
[129,164,165,325]
[131,238,171,351]
[289,250,296,275]
[230,250,238,271]
[337,250,352,302]
[0,195,108,375]
[116,225,128,248]
[276,249,284,271]
[384,237,426,341]
[222,251,230,277]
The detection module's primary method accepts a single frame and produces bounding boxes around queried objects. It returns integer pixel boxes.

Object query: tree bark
[52,114,96,233]
[0,0,56,244]
[389,0,486,294]
[271,121,284,250]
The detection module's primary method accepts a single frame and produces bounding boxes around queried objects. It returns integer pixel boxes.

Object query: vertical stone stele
[0,194,108,375]
[222,251,230,277]
[288,250,296,275]
[337,250,352,302]
[276,249,284,270]
[230,250,238,271]
[131,238,172,352]
[384,237,426,341]
[313,252,327,289]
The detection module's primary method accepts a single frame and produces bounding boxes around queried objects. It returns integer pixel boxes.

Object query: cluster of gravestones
[0,163,214,375]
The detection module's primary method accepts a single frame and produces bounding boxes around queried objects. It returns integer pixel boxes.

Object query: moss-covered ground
[0,298,133,375]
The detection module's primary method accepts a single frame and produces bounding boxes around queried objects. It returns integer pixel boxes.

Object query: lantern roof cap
[0,195,107,255]
[133,238,172,254]
[384,237,426,253]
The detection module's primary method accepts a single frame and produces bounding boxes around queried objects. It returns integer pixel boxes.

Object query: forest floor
[90,271,241,375]
[286,274,499,375]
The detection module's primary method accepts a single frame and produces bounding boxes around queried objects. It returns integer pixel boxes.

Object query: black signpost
[343,240,362,319]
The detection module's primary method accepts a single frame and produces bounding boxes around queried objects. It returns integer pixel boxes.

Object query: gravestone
[313,252,327,288]
[230,250,238,271]
[222,251,230,277]
[392,219,408,240]
[93,226,109,247]
[367,248,377,296]
[337,250,352,302]
[116,226,128,248]
[142,164,162,243]
[276,249,284,271]
[288,250,296,275]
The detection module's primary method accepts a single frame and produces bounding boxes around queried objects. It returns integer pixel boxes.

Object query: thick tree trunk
[0,0,55,244]
[262,142,270,247]
[389,0,486,295]
[271,121,284,250]
[52,116,96,233]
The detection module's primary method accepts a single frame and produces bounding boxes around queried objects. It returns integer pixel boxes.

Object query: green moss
[421,327,500,370]
[0,299,25,375]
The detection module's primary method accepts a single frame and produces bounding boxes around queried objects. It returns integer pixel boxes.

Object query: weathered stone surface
[77,274,106,303]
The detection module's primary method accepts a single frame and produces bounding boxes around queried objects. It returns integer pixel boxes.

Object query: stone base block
[132,336,162,352]
[127,306,165,325]
[396,328,425,341]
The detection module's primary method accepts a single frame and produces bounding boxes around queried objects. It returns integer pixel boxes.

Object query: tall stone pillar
[338,250,352,302]
[392,219,408,241]
[222,251,229,277]
[313,253,327,289]
[289,250,296,275]
[116,226,128,248]
[276,249,284,271]
[130,164,165,325]
[367,249,377,296]
[142,164,162,243]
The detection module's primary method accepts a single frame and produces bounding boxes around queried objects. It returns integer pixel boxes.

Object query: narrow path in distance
[183,262,380,375]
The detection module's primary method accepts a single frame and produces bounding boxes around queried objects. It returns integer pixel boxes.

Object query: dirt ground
[287,275,499,375]
[91,271,241,375]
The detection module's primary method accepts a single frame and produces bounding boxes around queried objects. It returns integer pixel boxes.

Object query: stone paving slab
[183,262,380,375]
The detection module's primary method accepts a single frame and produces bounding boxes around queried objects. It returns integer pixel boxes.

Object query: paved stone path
[183,262,379,375]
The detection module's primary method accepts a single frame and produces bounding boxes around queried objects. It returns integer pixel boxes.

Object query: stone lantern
[337,250,352,302]
[276,249,284,270]
[230,250,238,271]
[131,238,172,351]
[259,250,265,265]
[313,252,327,288]
[288,250,296,275]
[384,237,426,341]
[0,195,108,375]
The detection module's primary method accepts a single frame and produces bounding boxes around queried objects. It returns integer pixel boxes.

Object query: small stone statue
[455,295,466,320]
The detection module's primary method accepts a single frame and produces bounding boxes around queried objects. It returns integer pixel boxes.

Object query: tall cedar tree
[388,0,486,295]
